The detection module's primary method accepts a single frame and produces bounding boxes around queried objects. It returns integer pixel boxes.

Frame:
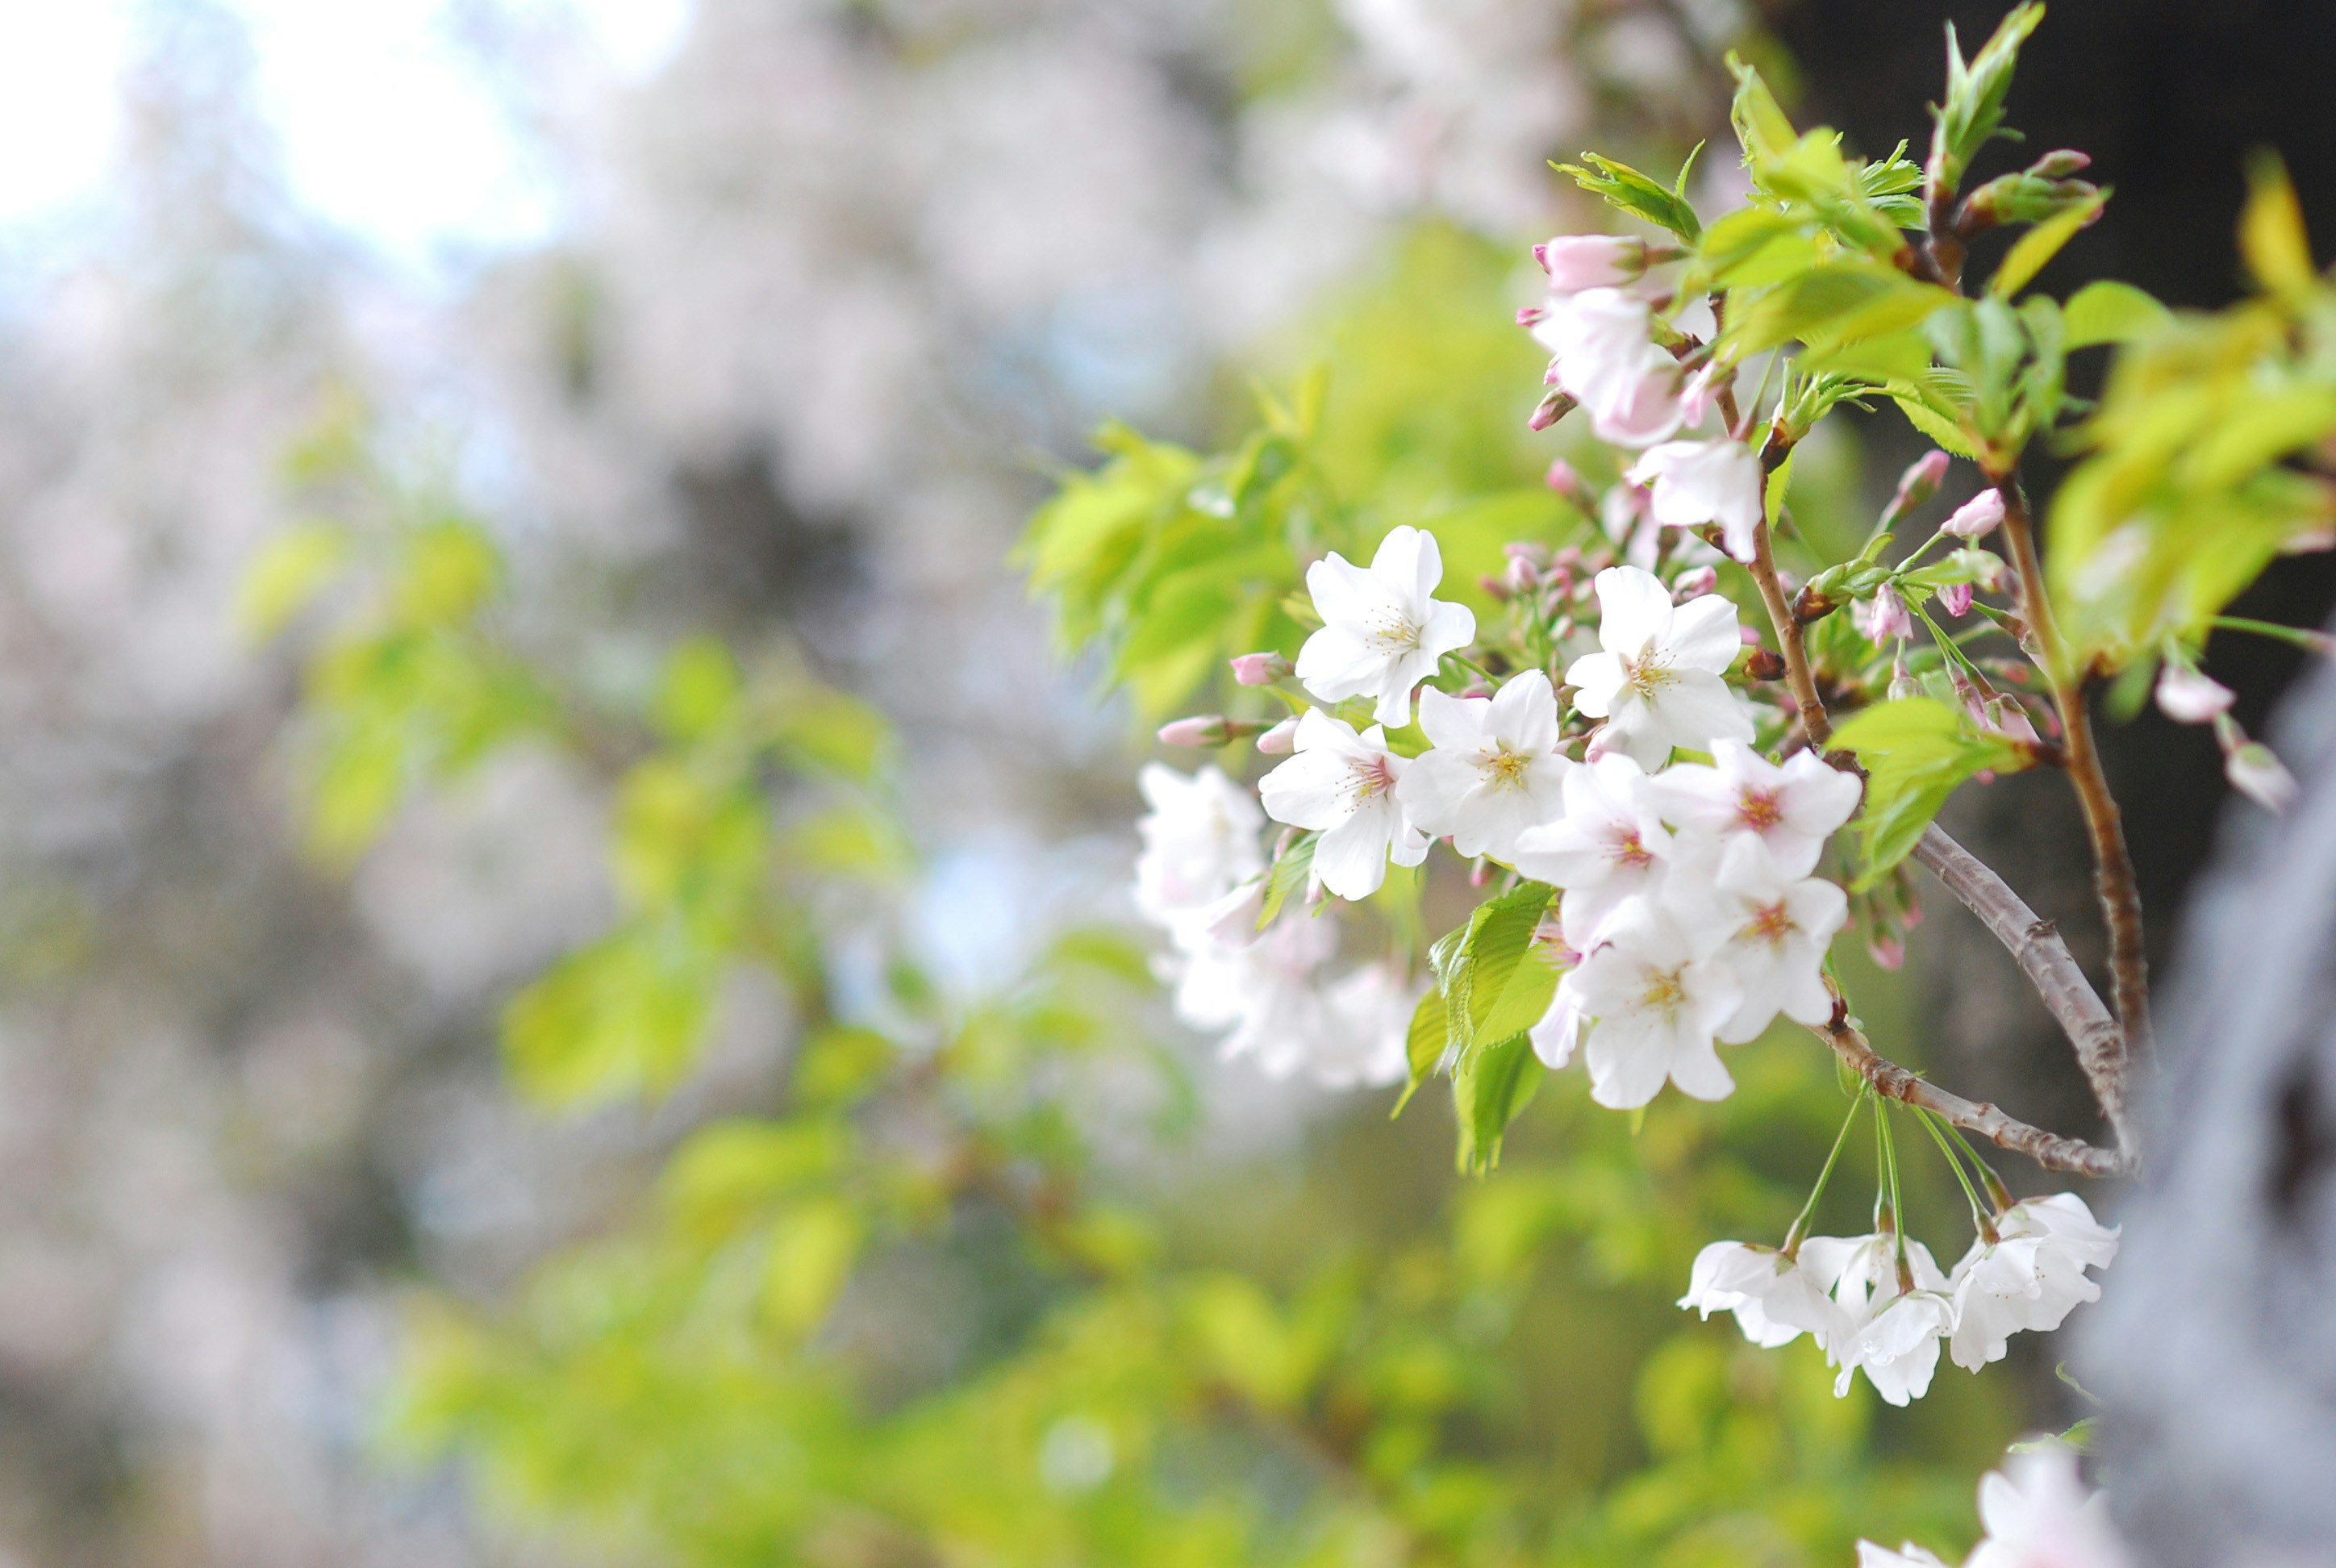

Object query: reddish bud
[1941,490,2006,540]
[1940,581,1974,618]
[1228,652,1291,686]
[1543,458,1587,503]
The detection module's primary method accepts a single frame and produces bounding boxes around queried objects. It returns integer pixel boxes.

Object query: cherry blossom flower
[1939,581,1975,618]
[1565,899,1744,1108]
[1529,965,1587,1069]
[1295,525,1478,728]
[1800,1232,1954,1406]
[1947,1193,2119,1372]
[1133,763,1266,939]
[1258,709,1429,900]
[1855,1543,1951,1568]
[1174,911,1337,1070]
[1679,1241,1853,1349]
[1600,479,1662,572]
[1965,1447,2133,1568]
[2154,663,2234,724]
[1399,670,1573,860]
[1684,834,1849,1045]
[1531,289,1687,448]
[1312,963,1420,1089]
[1564,566,1754,768]
[1511,752,1675,947]
[1855,584,1914,644]
[1627,439,1764,561]
[1648,738,1863,878]
[1942,489,2006,540]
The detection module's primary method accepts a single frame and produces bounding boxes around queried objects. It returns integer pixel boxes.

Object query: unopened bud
[2155,664,2234,725]
[1229,652,1291,686]
[1479,573,1512,601]
[1543,458,1587,503]
[1503,553,1540,595]
[1939,581,1974,618]
[1469,857,1496,887]
[1889,450,1950,517]
[1533,233,1646,292]
[1158,715,1267,748]
[1854,584,1914,645]
[1745,648,1786,682]
[1941,490,2006,540]
[1671,565,1718,600]
[2226,740,2299,811]
[1984,696,2042,745]
[1888,658,1921,702]
[1255,715,1300,755]
[2027,148,2092,179]
[1528,387,1577,432]
[1867,936,1906,972]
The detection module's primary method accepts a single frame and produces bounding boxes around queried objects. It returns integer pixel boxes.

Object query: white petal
[1593,565,1674,654]
[1666,594,1745,673]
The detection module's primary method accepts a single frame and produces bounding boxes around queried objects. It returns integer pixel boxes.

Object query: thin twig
[1812,995,2134,1180]
[1994,478,2148,1145]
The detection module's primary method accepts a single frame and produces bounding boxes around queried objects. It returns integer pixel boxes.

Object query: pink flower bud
[1671,565,1718,600]
[1939,581,1974,617]
[1533,234,1645,292]
[2226,740,2299,811]
[1528,386,1575,432]
[1503,554,1539,595]
[1854,585,1914,645]
[1984,696,2042,744]
[1543,458,1587,503]
[1941,490,2006,540]
[1157,715,1225,747]
[1583,725,1623,762]
[2154,664,2234,724]
[1228,652,1291,686]
[1892,450,1951,513]
[1255,716,1299,755]
[1738,624,1764,646]
[1867,936,1906,971]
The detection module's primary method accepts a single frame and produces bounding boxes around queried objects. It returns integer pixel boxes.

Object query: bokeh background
[0,1,2329,1563]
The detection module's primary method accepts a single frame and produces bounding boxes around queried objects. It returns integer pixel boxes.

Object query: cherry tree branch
[1993,477,2150,1142]
[1809,997,2134,1179]
[1908,824,2134,1152]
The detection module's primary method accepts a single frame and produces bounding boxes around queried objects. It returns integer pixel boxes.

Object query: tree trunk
[2087,644,2336,1565]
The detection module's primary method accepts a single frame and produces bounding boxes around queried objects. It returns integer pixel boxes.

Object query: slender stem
[1995,477,2149,1145]
[1784,1089,1869,1255]
[2209,615,2336,657]
[1810,985,2134,1179]
[1748,435,1830,744]
[1917,1107,1991,1234]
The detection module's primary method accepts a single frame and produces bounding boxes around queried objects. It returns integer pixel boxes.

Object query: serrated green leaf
[2062,279,2171,349]
[1830,697,2029,881]
[1452,1030,1541,1174]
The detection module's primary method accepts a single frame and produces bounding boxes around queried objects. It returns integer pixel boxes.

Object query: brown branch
[1812,998,2134,1180]
[1908,824,2134,1152]
[1748,429,1833,745]
[1994,478,2149,1145]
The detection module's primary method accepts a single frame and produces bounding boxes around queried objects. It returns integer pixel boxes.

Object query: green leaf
[1990,189,2107,299]
[1929,2,2046,198]
[1473,940,1561,1045]
[1393,985,1448,1116]
[762,1195,864,1336]
[1256,832,1318,929]
[1452,1030,1541,1174]
[654,637,742,741]
[1889,394,1979,458]
[1829,697,2029,881]
[1455,882,1555,1049]
[2241,152,2316,300]
[2062,279,2171,349]
[1554,152,1701,240]
[238,522,352,640]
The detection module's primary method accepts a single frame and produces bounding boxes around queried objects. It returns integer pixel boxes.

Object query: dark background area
[1768,0,2336,1113]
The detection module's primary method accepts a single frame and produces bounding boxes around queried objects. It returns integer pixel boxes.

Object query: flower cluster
[1682,1192,2118,1407]
[1858,1445,2131,1568]
[1132,761,1416,1088]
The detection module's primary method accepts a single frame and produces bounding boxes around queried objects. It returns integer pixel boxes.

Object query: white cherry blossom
[1533,233,1646,291]
[1800,1232,1954,1407]
[1679,835,1849,1044]
[1532,289,1687,448]
[1628,439,1765,561]
[1398,671,1573,861]
[1312,963,1420,1089]
[1565,899,1744,1108]
[1133,762,1266,940]
[1510,752,1675,948]
[1295,525,1478,727]
[1946,1193,2119,1372]
[1855,1541,1951,1567]
[2154,663,2234,724]
[1649,738,1860,877]
[1528,929,1587,1068]
[1679,1240,1853,1350]
[1967,1447,2133,1568]
[1258,709,1429,901]
[1565,566,1752,768]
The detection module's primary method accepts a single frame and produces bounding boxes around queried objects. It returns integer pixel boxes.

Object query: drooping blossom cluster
[1682,1192,2119,1407]
[1132,761,1416,1088]
[1858,1445,2132,1567]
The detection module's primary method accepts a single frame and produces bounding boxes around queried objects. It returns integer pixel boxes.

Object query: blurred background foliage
[0,1,2330,1565]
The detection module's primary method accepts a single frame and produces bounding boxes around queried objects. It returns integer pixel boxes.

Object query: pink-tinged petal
[1312,812,1391,900]
[1593,565,1675,653]
[1415,686,1488,753]
[1563,651,1625,716]
[1666,593,1746,673]
[1587,356,1686,448]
